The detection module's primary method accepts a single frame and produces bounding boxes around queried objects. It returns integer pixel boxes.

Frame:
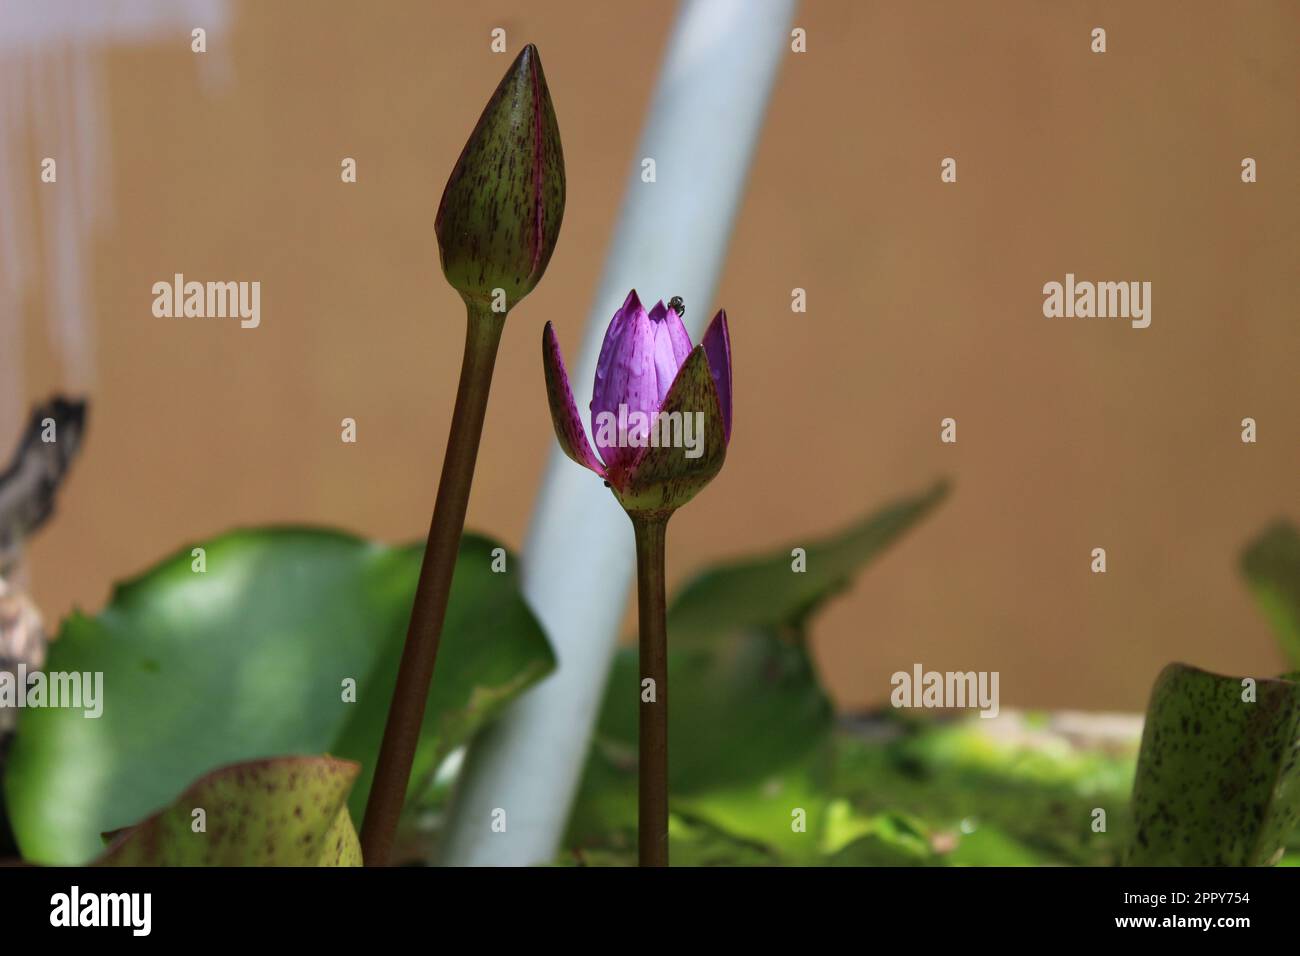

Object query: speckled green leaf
[435,43,565,308]
[98,756,361,866]
[1127,663,1300,866]
[1242,520,1300,667]
[5,528,553,865]
[666,480,949,645]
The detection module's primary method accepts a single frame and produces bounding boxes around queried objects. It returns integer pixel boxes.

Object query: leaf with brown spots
[1127,663,1300,866]
[98,756,362,867]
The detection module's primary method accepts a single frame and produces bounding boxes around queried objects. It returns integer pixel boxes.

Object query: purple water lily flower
[543,290,731,517]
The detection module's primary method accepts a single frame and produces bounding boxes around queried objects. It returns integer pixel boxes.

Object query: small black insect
[668,296,685,317]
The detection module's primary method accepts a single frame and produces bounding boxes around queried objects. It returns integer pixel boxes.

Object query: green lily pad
[1242,520,1300,667]
[666,480,949,645]
[1127,663,1300,866]
[5,527,553,865]
[98,755,362,866]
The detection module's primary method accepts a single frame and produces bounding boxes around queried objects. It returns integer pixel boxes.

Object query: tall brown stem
[360,302,505,866]
[632,513,670,867]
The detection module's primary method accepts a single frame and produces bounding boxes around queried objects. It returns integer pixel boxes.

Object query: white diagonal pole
[440,0,797,866]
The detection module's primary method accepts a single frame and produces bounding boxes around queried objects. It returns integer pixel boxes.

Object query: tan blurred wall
[6,1,1298,712]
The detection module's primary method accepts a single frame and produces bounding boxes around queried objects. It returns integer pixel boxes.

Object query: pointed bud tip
[510,43,540,80]
[617,289,644,320]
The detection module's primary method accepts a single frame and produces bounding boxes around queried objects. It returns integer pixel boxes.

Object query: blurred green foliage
[1241,521,1300,668]
[567,708,1138,867]
[6,493,1298,867]
[3,529,552,864]
[562,500,1300,867]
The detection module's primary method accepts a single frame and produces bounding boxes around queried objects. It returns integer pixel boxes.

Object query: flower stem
[360,302,505,867]
[632,513,670,867]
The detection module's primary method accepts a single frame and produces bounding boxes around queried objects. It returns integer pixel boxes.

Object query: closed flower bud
[435,43,565,310]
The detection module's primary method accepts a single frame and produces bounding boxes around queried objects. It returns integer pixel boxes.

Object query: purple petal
[541,322,605,476]
[650,327,678,406]
[591,298,659,470]
[592,289,644,416]
[664,308,693,366]
[644,301,682,406]
[701,309,732,443]
[647,300,693,406]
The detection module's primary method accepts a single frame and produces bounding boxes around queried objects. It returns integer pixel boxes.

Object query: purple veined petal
[541,322,605,476]
[650,323,678,406]
[664,306,693,366]
[592,289,645,416]
[701,309,732,443]
[647,299,693,405]
[647,301,684,406]
[591,300,658,472]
